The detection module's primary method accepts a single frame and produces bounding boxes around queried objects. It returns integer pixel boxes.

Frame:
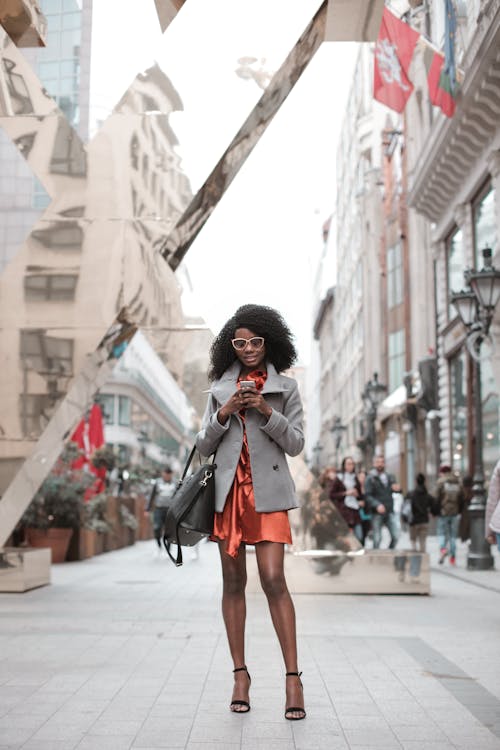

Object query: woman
[357,468,372,546]
[329,456,363,543]
[405,473,435,552]
[196,304,306,721]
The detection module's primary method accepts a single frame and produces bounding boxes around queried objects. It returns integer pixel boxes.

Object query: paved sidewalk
[1,539,500,750]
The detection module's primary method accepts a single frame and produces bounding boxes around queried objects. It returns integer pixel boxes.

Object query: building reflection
[0,9,193,498]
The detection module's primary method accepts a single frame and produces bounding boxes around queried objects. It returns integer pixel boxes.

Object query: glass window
[118,396,131,426]
[20,331,73,375]
[42,0,62,15]
[62,12,81,30]
[24,274,77,301]
[447,227,465,319]
[388,329,405,392]
[481,357,500,480]
[387,243,403,309]
[19,394,53,437]
[96,395,115,425]
[450,351,468,475]
[38,61,60,79]
[474,184,496,264]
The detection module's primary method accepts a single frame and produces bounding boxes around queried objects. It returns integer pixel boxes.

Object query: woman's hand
[217,389,245,424]
[239,386,273,419]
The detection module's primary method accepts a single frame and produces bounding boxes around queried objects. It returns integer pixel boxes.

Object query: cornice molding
[408,8,500,222]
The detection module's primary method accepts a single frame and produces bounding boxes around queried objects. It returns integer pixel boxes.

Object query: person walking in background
[329,456,363,543]
[405,473,435,553]
[144,466,176,553]
[357,468,372,546]
[196,304,306,720]
[485,458,500,552]
[459,475,473,544]
[318,466,337,496]
[365,455,401,549]
[435,464,464,566]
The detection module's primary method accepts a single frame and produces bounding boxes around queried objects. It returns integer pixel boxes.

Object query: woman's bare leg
[255,542,305,718]
[218,540,250,711]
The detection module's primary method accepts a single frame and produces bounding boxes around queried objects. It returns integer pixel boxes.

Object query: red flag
[424,45,456,117]
[374,8,420,113]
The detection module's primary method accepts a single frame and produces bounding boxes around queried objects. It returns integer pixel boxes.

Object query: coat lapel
[210,361,290,403]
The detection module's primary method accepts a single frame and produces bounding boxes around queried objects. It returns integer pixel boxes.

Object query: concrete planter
[0,547,51,592]
[25,527,74,563]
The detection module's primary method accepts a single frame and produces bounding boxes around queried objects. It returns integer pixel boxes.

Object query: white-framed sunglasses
[231,336,265,351]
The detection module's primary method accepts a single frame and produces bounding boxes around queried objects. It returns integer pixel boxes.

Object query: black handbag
[162,445,216,566]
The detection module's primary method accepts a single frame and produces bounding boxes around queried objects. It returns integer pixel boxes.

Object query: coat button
[273,465,279,471]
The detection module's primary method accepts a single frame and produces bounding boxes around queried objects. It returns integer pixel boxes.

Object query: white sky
[90,1,359,365]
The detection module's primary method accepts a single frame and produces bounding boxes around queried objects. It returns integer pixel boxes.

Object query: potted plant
[78,493,113,558]
[22,446,93,563]
[119,501,139,546]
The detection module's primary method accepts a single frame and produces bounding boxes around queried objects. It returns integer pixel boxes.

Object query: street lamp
[450,247,500,570]
[361,372,387,465]
[330,416,347,467]
[312,441,323,474]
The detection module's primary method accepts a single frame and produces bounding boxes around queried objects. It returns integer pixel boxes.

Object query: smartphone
[239,380,256,390]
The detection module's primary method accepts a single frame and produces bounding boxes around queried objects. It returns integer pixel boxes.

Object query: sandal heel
[230,666,251,713]
[285,671,306,721]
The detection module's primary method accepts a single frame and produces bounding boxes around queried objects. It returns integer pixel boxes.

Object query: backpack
[441,479,461,515]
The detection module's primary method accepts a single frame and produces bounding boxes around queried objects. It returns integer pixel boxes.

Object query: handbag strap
[163,536,183,566]
[180,445,215,483]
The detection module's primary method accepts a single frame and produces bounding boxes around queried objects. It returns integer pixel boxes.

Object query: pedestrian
[357,467,372,545]
[364,454,401,549]
[405,473,435,552]
[329,456,363,543]
[459,475,473,543]
[485,458,500,551]
[435,464,464,565]
[195,304,306,720]
[318,466,337,495]
[144,466,176,553]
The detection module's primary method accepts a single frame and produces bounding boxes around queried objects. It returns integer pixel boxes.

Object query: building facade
[407,0,500,482]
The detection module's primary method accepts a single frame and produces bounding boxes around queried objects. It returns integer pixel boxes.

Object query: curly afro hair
[208,303,297,381]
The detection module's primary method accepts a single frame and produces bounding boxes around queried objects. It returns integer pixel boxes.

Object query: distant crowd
[318,455,479,565]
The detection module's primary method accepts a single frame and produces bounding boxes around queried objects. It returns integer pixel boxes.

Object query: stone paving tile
[240,741,295,750]
[241,720,292,739]
[293,735,349,750]
[87,718,144,735]
[393,725,449,742]
[20,740,82,750]
[343,727,402,747]
[0,728,34,746]
[76,738,135,750]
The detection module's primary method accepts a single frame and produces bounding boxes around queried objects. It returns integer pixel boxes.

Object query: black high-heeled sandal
[230,666,251,713]
[285,671,306,720]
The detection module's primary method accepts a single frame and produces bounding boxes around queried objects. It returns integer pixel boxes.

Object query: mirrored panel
[0,0,328,547]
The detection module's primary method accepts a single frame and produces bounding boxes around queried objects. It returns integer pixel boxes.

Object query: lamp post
[312,441,323,475]
[330,416,347,467]
[450,247,500,570]
[361,372,387,465]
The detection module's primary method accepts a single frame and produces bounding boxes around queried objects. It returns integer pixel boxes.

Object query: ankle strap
[233,666,248,673]
[286,671,302,677]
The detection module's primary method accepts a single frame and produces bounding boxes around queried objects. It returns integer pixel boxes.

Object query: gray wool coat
[195,361,304,514]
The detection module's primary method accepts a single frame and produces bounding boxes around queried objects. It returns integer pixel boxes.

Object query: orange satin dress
[212,369,292,558]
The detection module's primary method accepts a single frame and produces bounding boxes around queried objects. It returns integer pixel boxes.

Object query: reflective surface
[0,1,328,547]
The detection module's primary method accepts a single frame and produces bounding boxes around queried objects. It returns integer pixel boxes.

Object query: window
[31,221,83,249]
[19,394,53,437]
[118,396,131,426]
[20,331,73,375]
[473,184,497,264]
[96,395,115,425]
[481,357,500,479]
[24,274,78,301]
[446,227,465,319]
[388,329,405,392]
[387,243,403,309]
[450,351,468,474]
